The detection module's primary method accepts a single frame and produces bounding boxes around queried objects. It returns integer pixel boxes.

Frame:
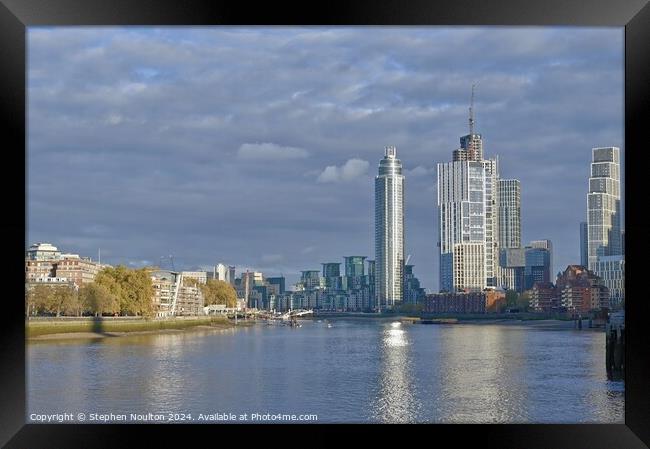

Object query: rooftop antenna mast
[469,83,477,135]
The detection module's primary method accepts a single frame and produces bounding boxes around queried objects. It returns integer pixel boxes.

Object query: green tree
[80,283,120,316]
[26,284,53,316]
[94,266,154,317]
[200,279,237,308]
[505,290,518,308]
[517,291,531,312]
[124,268,154,317]
[397,303,423,314]
[49,285,80,316]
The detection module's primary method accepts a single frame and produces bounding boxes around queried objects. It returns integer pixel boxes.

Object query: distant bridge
[279,309,314,320]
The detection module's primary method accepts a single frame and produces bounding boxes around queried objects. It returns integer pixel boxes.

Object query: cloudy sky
[27,27,624,291]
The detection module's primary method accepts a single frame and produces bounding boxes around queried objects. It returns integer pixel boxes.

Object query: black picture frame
[2,0,649,447]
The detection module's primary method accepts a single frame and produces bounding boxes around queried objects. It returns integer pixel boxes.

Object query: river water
[27,318,624,423]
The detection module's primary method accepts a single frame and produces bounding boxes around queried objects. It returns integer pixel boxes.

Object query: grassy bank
[27,316,234,338]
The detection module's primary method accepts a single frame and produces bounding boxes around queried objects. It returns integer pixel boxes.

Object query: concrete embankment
[27,316,238,339]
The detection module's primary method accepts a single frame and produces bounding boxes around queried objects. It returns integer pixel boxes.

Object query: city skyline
[27,27,624,290]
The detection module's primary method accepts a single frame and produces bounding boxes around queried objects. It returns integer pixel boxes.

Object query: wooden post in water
[606,311,625,380]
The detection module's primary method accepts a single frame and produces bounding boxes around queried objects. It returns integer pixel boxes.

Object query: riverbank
[26,316,246,340]
[312,311,573,321]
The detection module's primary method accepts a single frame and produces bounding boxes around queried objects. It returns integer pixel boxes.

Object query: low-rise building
[529,282,558,312]
[25,244,106,289]
[485,288,507,313]
[423,292,486,314]
[593,255,624,308]
[555,265,609,314]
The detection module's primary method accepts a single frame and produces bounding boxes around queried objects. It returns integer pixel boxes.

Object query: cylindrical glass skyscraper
[375,146,405,310]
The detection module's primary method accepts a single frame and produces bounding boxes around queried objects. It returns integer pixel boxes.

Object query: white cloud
[237,142,308,160]
[406,165,434,177]
[317,158,370,183]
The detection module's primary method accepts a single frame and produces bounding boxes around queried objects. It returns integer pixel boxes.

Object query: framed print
[2,0,649,447]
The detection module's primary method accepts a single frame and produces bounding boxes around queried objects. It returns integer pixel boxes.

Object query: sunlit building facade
[587,147,622,270]
[375,146,405,310]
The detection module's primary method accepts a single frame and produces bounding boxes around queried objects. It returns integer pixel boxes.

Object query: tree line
[26,265,239,317]
[26,266,154,317]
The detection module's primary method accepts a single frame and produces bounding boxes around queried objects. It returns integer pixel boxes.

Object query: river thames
[27,318,624,423]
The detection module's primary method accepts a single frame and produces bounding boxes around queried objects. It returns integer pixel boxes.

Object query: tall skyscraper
[587,147,622,270]
[215,263,227,281]
[375,146,405,310]
[227,266,236,286]
[498,179,521,249]
[580,221,588,267]
[437,90,499,292]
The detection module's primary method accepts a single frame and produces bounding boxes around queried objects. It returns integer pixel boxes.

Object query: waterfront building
[366,259,376,306]
[498,179,521,249]
[150,270,178,317]
[403,264,426,305]
[375,146,405,310]
[25,243,106,289]
[423,292,486,314]
[524,245,552,291]
[26,242,61,261]
[498,247,525,292]
[180,271,208,285]
[50,254,104,289]
[587,147,622,270]
[25,259,56,283]
[555,265,609,313]
[343,256,367,291]
[437,101,499,293]
[297,270,322,291]
[266,276,286,295]
[485,288,507,313]
[177,278,204,316]
[529,282,558,313]
[580,221,588,268]
[321,263,342,291]
[452,242,485,292]
[593,255,625,307]
[174,271,208,316]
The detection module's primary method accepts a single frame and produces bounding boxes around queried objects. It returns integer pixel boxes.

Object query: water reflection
[371,322,421,423]
[28,320,624,423]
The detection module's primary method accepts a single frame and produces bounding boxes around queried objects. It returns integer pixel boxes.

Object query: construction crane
[469,82,478,135]
[405,254,411,266]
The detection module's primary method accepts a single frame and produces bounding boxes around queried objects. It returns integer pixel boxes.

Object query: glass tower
[375,146,405,310]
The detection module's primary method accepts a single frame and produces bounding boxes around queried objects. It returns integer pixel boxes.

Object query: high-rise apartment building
[322,263,342,290]
[587,147,622,270]
[437,97,499,292]
[343,256,366,290]
[498,179,521,249]
[375,146,405,310]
